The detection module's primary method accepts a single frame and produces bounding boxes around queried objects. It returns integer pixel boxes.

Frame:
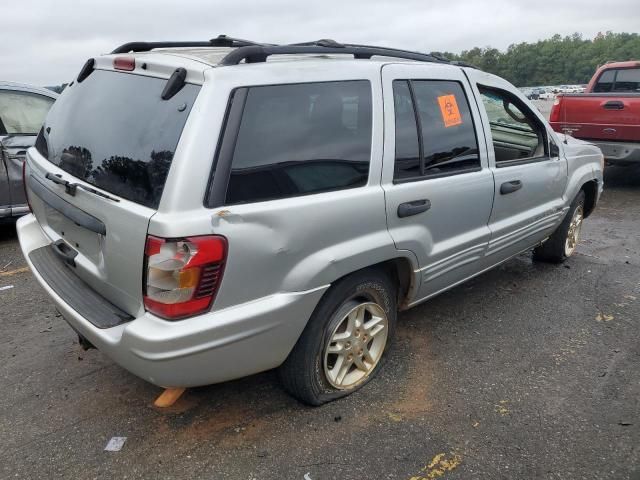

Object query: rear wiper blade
[45,172,120,202]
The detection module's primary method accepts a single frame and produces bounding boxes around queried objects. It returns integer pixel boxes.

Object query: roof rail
[111,36,476,68]
[218,41,473,67]
[111,35,267,54]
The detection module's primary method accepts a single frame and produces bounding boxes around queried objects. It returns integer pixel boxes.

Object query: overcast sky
[2,0,638,86]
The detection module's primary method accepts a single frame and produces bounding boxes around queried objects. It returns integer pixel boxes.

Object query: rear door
[466,69,567,261]
[26,68,201,316]
[381,64,494,302]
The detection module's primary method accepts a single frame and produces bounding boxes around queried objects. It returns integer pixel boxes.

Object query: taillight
[549,95,562,123]
[113,57,135,71]
[22,159,31,212]
[143,235,227,320]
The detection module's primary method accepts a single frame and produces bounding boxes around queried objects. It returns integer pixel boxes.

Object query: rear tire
[279,268,397,406]
[533,190,585,263]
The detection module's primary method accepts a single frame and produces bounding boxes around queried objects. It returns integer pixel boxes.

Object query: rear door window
[38,70,200,208]
[392,80,480,181]
[224,80,372,205]
[392,81,421,180]
[0,90,54,135]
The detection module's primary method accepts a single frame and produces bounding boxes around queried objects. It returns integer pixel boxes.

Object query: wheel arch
[581,179,598,218]
[317,256,419,312]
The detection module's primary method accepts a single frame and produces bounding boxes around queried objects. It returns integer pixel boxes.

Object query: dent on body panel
[281,229,402,292]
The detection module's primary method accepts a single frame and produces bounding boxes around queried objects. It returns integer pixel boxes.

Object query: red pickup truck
[550,61,640,165]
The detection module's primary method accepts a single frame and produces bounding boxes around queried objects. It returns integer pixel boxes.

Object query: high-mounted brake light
[143,235,227,320]
[113,57,135,71]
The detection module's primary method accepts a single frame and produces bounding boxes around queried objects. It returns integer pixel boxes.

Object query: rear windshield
[38,69,200,208]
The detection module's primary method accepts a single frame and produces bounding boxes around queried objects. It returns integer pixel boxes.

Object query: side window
[225,80,372,205]
[612,68,640,92]
[0,90,54,135]
[392,80,480,181]
[593,69,615,93]
[478,86,546,166]
[392,81,420,180]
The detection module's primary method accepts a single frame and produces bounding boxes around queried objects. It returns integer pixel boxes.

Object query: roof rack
[111,36,475,68]
[111,35,268,54]
[219,39,473,67]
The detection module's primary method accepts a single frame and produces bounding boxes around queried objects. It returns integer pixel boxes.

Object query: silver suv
[18,37,603,405]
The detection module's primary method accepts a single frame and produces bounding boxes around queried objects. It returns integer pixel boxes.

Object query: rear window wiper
[45,172,120,202]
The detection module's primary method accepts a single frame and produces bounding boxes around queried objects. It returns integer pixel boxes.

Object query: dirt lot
[1,165,639,480]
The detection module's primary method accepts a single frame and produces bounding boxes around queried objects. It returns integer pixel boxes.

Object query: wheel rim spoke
[346,306,363,334]
[365,315,386,337]
[361,345,375,364]
[353,355,368,372]
[334,355,352,385]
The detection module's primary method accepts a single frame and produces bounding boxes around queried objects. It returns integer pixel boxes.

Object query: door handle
[397,199,431,218]
[500,180,522,195]
[603,100,624,110]
[51,239,78,267]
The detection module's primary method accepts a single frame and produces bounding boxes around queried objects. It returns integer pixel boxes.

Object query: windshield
[38,69,200,208]
[0,89,55,135]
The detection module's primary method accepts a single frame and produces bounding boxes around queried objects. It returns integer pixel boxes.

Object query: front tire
[533,190,585,263]
[279,268,397,406]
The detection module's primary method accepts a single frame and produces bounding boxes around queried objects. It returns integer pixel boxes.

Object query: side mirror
[550,140,560,158]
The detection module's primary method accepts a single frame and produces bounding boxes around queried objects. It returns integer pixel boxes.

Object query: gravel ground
[0,166,638,480]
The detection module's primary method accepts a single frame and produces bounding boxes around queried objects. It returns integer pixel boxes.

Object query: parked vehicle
[539,88,555,100]
[526,88,540,100]
[18,37,603,405]
[1,82,57,220]
[550,61,640,165]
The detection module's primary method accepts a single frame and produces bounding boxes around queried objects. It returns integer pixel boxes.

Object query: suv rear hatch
[26,66,200,320]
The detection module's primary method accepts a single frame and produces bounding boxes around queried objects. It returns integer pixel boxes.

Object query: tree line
[440,31,640,87]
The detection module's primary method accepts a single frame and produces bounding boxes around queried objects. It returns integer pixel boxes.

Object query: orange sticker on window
[437,94,462,127]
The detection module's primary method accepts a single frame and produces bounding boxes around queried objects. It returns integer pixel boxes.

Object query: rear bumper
[17,214,328,388]
[592,141,640,164]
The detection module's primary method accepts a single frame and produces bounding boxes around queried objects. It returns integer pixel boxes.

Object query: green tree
[444,32,640,86]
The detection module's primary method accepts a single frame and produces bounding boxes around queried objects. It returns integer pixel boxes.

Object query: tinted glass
[411,81,480,175]
[226,81,372,204]
[479,87,544,163]
[40,70,200,208]
[0,90,54,135]
[593,69,615,92]
[612,68,640,92]
[393,81,421,180]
